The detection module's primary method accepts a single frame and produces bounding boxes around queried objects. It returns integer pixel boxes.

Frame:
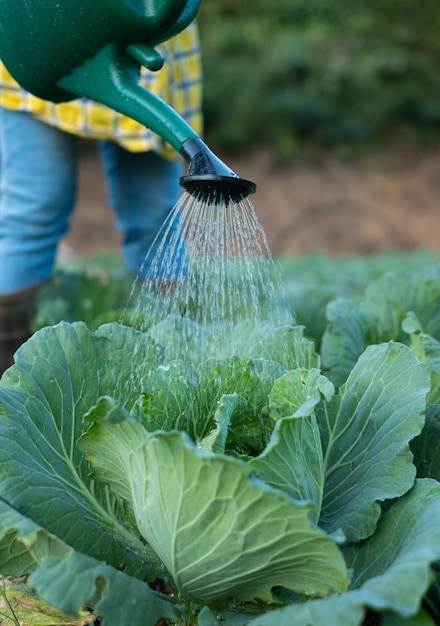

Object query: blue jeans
[0,108,182,294]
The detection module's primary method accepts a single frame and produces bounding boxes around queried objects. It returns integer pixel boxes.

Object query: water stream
[122,190,294,376]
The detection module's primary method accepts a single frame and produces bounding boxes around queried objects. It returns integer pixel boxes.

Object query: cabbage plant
[0,320,439,625]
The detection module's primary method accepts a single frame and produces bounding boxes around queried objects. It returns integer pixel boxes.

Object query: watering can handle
[147,0,201,47]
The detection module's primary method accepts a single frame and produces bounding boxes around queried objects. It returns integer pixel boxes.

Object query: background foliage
[197,0,440,157]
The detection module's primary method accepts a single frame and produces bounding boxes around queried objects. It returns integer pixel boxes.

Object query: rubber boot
[0,282,44,376]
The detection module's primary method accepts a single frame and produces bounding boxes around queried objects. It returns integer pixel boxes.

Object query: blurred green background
[197,0,440,159]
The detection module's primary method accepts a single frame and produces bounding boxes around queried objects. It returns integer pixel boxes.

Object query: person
[0,22,203,375]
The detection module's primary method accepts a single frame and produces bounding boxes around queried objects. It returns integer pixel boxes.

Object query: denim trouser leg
[98,141,183,276]
[0,108,79,294]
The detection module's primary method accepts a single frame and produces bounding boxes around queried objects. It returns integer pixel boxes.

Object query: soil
[63,141,440,260]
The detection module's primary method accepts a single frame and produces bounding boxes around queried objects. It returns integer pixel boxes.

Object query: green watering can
[0,0,255,200]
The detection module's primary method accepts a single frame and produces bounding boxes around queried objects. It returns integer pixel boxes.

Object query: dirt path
[63,142,440,259]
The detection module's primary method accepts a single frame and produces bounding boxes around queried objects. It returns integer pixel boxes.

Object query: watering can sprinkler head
[180,138,256,202]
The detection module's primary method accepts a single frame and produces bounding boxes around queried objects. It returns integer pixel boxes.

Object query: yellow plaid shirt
[0,22,202,160]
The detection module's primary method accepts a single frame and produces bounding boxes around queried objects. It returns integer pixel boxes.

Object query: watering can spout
[56,44,256,202]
